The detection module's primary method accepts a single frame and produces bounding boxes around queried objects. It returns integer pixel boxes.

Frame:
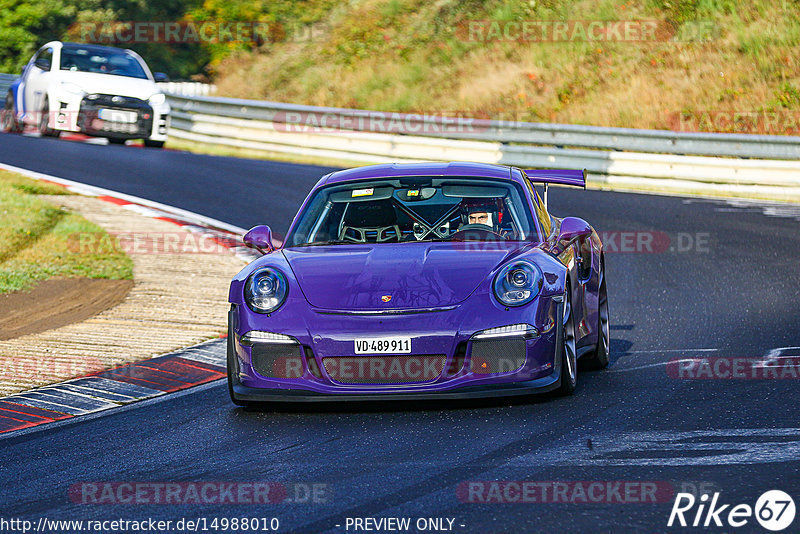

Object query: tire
[144,139,165,148]
[2,92,22,133]
[582,258,610,370]
[555,281,578,396]
[38,98,58,137]
[108,138,126,145]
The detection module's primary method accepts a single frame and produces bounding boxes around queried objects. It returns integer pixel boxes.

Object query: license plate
[354,337,412,354]
[98,109,137,123]
[103,123,138,134]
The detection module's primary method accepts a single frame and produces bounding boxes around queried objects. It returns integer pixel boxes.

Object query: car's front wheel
[2,93,22,133]
[583,258,610,370]
[38,98,58,137]
[555,282,577,395]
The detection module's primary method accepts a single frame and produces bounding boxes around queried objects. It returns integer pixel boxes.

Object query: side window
[34,48,53,71]
[525,178,553,239]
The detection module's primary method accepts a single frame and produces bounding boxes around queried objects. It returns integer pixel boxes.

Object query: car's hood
[282,242,525,310]
[56,71,158,100]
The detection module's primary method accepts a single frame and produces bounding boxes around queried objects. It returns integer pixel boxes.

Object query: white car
[3,41,170,147]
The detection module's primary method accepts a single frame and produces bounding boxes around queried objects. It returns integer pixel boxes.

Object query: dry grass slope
[211,0,800,132]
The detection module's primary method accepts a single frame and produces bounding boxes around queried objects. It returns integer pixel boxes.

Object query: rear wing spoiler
[524,169,587,189]
[523,169,587,210]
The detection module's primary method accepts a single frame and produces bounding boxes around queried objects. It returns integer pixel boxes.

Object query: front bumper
[50,91,169,140]
[231,374,562,402]
[228,295,563,401]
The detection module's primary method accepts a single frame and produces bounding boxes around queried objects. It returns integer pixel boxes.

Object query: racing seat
[339,200,401,243]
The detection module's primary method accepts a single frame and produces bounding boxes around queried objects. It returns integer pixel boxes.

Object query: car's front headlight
[493,261,542,307]
[473,323,539,339]
[60,82,84,95]
[244,267,288,314]
[148,93,166,105]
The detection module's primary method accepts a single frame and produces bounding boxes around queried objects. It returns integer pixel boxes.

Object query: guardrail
[0,73,18,97]
[165,93,800,201]
[166,94,800,161]
[156,81,216,97]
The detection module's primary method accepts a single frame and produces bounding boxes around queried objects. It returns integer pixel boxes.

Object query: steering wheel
[458,223,494,232]
[448,224,507,241]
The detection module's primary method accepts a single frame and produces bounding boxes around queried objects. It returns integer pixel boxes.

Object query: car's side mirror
[153,72,169,82]
[243,225,274,254]
[34,58,50,71]
[553,217,592,255]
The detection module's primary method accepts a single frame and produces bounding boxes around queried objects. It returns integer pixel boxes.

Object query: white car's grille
[78,94,153,137]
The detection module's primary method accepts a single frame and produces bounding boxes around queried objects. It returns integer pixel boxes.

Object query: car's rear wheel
[555,282,577,395]
[583,258,610,370]
[144,139,164,148]
[2,93,22,133]
[38,98,57,137]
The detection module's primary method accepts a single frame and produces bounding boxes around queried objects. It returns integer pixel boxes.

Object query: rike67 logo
[668,490,795,531]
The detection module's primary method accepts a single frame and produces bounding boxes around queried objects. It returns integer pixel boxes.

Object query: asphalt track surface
[1,133,799,533]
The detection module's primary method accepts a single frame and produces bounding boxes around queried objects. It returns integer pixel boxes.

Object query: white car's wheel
[38,98,58,137]
[2,93,22,133]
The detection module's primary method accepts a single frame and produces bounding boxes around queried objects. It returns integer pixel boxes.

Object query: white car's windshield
[60,46,148,80]
[285,178,537,247]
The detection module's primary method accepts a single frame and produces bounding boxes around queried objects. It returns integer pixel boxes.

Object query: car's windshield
[284,178,537,247]
[60,47,149,79]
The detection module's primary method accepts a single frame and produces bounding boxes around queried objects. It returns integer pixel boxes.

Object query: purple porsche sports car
[227,162,608,404]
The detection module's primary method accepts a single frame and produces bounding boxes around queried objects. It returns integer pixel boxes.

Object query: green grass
[0,170,133,294]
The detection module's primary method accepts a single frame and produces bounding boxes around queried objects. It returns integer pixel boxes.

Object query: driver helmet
[460,198,503,231]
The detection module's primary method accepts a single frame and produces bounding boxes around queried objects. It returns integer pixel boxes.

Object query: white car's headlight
[60,82,84,95]
[148,93,166,105]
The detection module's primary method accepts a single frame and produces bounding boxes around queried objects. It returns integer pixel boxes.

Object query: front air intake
[250,343,305,379]
[469,338,527,375]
